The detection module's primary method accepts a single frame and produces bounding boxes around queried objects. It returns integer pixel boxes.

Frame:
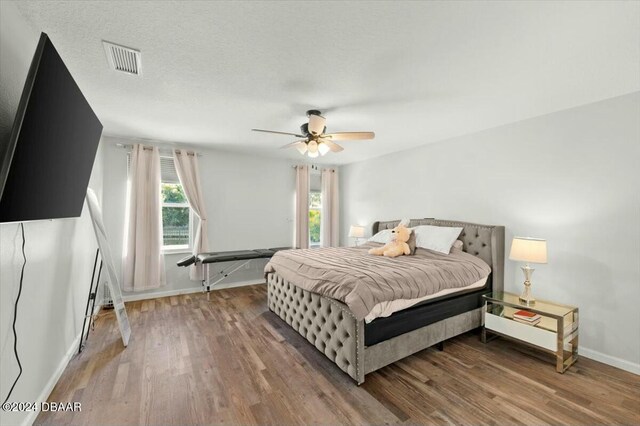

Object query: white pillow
[368,229,392,244]
[412,225,463,254]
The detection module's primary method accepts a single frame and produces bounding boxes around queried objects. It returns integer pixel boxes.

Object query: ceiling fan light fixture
[307,140,319,157]
[253,110,374,157]
[318,141,330,156]
[296,143,308,155]
[308,114,325,135]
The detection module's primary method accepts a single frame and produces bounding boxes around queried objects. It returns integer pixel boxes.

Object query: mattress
[364,277,487,323]
[364,285,487,346]
[264,243,491,321]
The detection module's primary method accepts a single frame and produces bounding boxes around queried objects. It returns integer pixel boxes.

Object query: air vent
[102,41,141,76]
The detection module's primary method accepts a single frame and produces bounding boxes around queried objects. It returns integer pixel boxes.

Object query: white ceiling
[13,1,640,164]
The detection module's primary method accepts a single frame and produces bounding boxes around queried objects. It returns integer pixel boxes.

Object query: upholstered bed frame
[267,218,504,384]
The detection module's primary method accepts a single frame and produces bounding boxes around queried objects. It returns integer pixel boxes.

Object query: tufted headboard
[371,218,504,293]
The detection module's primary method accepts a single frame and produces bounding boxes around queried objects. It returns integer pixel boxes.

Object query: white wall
[341,92,640,373]
[0,4,106,425]
[101,136,296,300]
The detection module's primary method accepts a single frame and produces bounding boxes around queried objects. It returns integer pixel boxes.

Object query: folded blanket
[264,242,491,320]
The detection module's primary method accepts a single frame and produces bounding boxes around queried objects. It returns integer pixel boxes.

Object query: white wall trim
[121,279,265,302]
[21,305,102,426]
[580,347,640,376]
[22,334,81,426]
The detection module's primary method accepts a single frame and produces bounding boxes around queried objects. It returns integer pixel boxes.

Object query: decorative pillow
[412,225,464,254]
[452,239,464,250]
[368,228,417,254]
[407,230,417,255]
[368,229,392,244]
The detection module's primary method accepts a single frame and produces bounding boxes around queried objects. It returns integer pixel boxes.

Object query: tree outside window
[161,183,191,249]
[309,191,321,246]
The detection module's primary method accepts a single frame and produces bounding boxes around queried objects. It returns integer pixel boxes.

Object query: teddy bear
[368,224,412,258]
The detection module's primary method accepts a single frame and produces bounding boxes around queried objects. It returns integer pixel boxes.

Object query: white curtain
[173,149,209,280]
[123,144,165,291]
[321,168,339,247]
[295,165,310,249]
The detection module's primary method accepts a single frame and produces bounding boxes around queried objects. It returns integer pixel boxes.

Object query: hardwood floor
[36,285,639,425]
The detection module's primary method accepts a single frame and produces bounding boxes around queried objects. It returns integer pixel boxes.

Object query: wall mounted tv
[0,32,102,223]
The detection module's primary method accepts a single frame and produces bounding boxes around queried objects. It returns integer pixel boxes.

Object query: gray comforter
[264,243,491,320]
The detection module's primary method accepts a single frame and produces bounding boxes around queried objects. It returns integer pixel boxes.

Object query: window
[161,183,191,250]
[309,191,321,246]
[126,154,193,253]
[157,156,192,252]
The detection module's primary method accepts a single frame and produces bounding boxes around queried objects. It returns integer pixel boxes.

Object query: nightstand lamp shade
[349,225,365,246]
[509,237,547,263]
[509,237,547,305]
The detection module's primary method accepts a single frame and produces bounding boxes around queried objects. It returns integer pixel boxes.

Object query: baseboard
[21,305,102,426]
[121,279,265,302]
[580,347,640,375]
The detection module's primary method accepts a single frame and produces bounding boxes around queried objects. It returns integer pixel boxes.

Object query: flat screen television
[0,32,102,223]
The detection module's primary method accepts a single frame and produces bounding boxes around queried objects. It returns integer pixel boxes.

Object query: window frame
[309,190,322,248]
[161,190,194,254]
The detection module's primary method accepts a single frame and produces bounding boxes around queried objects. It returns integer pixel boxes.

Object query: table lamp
[509,237,548,305]
[348,225,365,246]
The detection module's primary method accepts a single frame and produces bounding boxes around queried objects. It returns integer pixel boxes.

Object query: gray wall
[101,136,296,300]
[341,92,640,373]
[0,3,106,425]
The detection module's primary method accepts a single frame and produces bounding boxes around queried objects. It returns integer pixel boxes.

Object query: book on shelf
[513,310,541,322]
[513,316,541,326]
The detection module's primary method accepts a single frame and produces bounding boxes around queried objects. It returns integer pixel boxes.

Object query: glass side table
[482,291,579,373]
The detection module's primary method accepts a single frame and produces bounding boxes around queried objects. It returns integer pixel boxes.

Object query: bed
[265,218,504,384]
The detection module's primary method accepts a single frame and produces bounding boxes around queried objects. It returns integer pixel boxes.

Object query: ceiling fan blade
[279,140,307,149]
[320,139,344,152]
[324,132,375,141]
[308,114,326,136]
[252,129,306,138]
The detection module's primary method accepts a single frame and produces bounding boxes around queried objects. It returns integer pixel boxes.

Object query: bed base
[267,273,481,384]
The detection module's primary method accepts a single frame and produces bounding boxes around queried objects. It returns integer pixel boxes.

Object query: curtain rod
[115,143,202,156]
[292,165,336,171]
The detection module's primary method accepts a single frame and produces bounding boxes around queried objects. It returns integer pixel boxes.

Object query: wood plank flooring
[36,285,639,425]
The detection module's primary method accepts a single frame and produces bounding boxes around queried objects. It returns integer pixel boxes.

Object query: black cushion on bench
[197,250,263,263]
[177,247,293,267]
[177,255,196,267]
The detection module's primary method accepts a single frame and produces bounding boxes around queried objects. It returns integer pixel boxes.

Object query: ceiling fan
[252,110,375,157]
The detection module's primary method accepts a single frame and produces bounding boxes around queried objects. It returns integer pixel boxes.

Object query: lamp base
[519,264,536,305]
[519,282,535,305]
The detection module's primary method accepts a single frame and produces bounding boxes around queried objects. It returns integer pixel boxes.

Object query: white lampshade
[509,237,548,264]
[308,114,326,135]
[318,142,330,156]
[348,225,365,238]
[296,143,308,155]
[307,140,318,157]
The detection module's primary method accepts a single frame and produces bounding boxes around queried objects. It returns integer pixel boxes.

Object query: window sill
[163,248,192,256]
